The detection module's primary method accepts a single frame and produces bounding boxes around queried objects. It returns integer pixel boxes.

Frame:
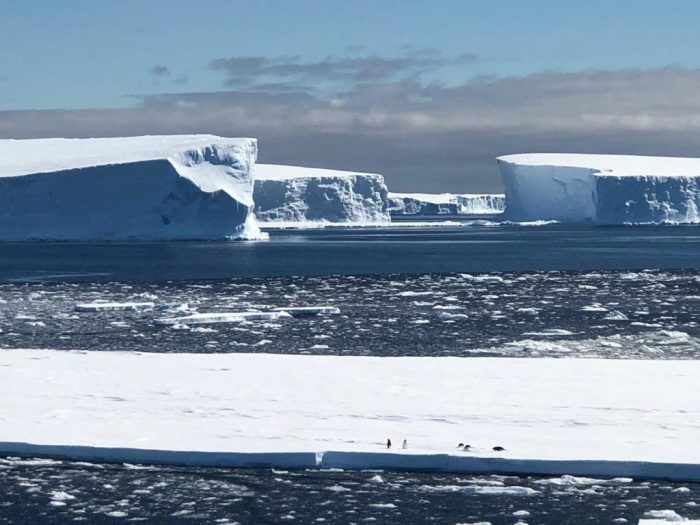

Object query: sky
[3,0,700,192]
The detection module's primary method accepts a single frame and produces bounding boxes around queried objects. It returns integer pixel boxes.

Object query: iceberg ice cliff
[498,153,700,224]
[254,164,390,223]
[0,135,266,240]
[389,192,505,215]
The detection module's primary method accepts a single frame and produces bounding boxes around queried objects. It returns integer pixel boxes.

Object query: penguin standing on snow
[386,438,392,449]
[402,439,408,449]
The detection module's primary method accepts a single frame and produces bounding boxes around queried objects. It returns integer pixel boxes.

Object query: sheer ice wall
[0,135,264,240]
[254,164,390,223]
[498,153,700,224]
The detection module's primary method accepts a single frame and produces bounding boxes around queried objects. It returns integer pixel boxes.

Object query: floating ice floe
[155,303,190,313]
[75,301,156,312]
[639,509,700,523]
[604,310,630,321]
[154,311,292,325]
[522,329,575,337]
[272,306,340,317]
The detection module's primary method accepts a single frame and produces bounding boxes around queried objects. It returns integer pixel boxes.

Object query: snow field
[0,351,699,479]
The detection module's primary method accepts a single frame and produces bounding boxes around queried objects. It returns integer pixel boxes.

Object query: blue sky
[3,0,700,110]
[3,0,700,191]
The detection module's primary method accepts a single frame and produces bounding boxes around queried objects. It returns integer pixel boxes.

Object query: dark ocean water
[2,224,700,283]
[2,225,700,523]
[0,457,699,525]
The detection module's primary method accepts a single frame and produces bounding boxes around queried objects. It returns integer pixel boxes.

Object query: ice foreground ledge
[0,135,266,240]
[2,350,700,479]
[498,153,700,223]
[254,164,390,223]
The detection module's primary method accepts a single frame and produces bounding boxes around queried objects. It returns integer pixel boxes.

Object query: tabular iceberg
[388,192,505,215]
[254,164,390,224]
[498,153,700,224]
[0,135,266,240]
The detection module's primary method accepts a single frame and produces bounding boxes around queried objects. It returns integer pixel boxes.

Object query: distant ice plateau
[499,153,700,224]
[389,192,505,215]
[0,135,266,240]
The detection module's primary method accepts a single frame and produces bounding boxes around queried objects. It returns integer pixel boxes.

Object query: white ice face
[498,153,700,224]
[0,135,267,240]
[254,164,390,224]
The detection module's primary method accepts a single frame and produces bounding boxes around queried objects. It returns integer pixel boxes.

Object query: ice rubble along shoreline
[388,192,505,215]
[498,153,700,224]
[254,164,390,224]
[0,135,267,241]
[2,350,700,481]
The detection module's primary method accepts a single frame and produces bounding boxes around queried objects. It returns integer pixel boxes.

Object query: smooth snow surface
[1,350,700,479]
[389,193,505,215]
[498,153,700,223]
[254,164,389,223]
[0,135,266,240]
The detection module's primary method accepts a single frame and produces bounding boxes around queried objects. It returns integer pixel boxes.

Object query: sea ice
[154,311,292,325]
[75,302,156,312]
[0,351,699,479]
[272,306,340,317]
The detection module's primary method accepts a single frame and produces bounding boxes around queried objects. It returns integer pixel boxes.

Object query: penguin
[492,446,505,452]
[387,438,392,449]
[457,443,464,448]
[463,444,472,451]
[402,439,408,449]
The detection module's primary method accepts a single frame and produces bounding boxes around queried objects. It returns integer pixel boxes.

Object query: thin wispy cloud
[148,65,171,77]
[208,50,479,90]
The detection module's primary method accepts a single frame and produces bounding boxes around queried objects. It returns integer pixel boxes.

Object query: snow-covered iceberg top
[498,153,700,177]
[254,164,390,224]
[389,192,505,215]
[498,153,700,223]
[0,135,266,240]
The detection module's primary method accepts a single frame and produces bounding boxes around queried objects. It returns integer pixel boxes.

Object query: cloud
[172,74,188,86]
[4,66,700,192]
[149,65,171,77]
[208,50,478,89]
